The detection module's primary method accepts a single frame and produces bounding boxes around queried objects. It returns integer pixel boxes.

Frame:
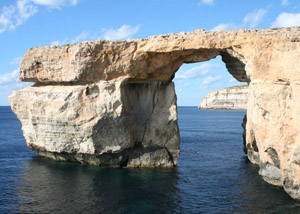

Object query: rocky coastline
[9,27,300,199]
[199,84,248,110]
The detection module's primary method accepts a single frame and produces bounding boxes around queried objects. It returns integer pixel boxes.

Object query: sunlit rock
[199,84,248,110]
[9,27,300,199]
[9,82,179,167]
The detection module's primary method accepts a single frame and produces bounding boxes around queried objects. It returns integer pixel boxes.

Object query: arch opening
[173,54,248,107]
[173,54,249,165]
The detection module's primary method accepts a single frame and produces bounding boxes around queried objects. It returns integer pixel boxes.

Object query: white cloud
[51,40,64,46]
[211,23,240,31]
[51,25,141,46]
[102,24,141,41]
[10,56,23,65]
[198,0,214,6]
[243,9,267,28]
[0,0,80,34]
[212,8,267,31]
[201,75,222,86]
[70,32,88,43]
[175,63,220,80]
[0,69,19,85]
[229,78,238,83]
[271,12,300,28]
[0,0,37,34]
[51,32,89,46]
[0,69,32,103]
[282,0,288,6]
[30,0,79,8]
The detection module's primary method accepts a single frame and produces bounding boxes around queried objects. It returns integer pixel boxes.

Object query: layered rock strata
[10,82,179,167]
[9,27,300,199]
[199,84,248,110]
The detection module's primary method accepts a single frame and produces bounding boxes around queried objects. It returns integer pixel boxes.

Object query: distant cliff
[198,85,248,110]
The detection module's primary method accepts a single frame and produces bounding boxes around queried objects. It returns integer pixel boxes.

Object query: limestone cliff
[8,27,300,199]
[199,85,248,110]
[10,82,179,167]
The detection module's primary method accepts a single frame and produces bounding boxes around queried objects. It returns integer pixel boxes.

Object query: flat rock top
[20,27,300,83]
[206,84,249,96]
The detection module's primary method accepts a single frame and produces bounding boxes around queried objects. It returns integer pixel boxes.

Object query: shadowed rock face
[9,27,300,199]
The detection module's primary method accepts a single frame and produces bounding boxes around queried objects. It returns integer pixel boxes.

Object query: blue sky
[0,0,300,106]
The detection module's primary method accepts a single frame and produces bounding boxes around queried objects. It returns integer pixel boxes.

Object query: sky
[0,0,300,106]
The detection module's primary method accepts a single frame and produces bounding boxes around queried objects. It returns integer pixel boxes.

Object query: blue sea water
[0,106,300,214]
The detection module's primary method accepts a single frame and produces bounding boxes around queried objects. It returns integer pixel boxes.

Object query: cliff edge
[199,84,248,110]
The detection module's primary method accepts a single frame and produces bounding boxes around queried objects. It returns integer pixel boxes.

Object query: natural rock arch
[9,27,300,199]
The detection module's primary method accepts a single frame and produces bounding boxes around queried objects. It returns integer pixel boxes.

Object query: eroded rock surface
[199,84,248,110]
[9,27,300,199]
[245,82,300,198]
[9,81,179,167]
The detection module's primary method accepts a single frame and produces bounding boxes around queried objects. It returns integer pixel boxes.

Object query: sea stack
[9,27,300,199]
[199,85,248,110]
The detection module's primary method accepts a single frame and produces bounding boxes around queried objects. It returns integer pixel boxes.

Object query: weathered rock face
[245,82,300,198]
[9,81,179,167]
[9,27,300,199]
[199,84,248,110]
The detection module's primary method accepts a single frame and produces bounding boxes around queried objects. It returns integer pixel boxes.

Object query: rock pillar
[9,81,180,167]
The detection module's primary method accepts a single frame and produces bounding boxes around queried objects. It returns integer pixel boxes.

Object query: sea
[0,106,300,214]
